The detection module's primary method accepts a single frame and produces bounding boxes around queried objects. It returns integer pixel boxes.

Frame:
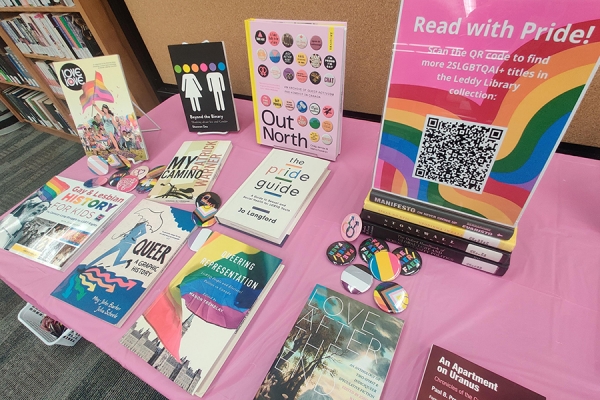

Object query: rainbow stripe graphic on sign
[38,176,70,202]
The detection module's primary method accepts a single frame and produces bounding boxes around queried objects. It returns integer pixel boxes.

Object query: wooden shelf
[30,122,79,142]
[0,6,75,13]
[22,53,71,63]
[0,80,43,91]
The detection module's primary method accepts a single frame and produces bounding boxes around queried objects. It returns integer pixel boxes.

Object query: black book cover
[168,42,239,133]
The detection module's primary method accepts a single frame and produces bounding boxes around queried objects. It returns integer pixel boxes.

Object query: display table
[1,96,599,399]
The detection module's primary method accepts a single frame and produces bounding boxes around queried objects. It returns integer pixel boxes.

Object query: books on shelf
[245,19,347,161]
[0,46,39,87]
[34,59,63,95]
[0,1,75,8]
[51,199,196,326]
[416,345,545,400]
[254,284,404,400]
[120,230,284,396]
[148,140,232,204]
[0,12,100,59]
[168,42,239,133]
[371,0,600,237]
[216,148,330,245]
[54,54,149,162]
[0,176,133,270]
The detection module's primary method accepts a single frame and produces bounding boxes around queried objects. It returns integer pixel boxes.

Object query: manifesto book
[216,148,330,245]
[416,345,545,400]
[0,176,132,271]
[254,284,404,400]
[51,200,195,326]
[120,230,284,396]
[147,140,232,204]
[372,0,600,232]
[54,54,149,162]
[168,42,239,133]
[245,19,347,161]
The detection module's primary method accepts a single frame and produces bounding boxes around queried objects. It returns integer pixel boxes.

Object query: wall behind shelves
[121,0,600,148]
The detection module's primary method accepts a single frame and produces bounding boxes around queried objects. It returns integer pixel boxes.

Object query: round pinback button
[369,250,401,281]
[373,282,409,313]
[341,213,362,242]
[341,264,373,294]
[359,237,389,263]
[117,156,132,170]
[393,246,423,276]
[83,176,108,188]
[87,155,109,176]
[192,192,221,227]
[147,165,166,179]
[108,170,127,186]
[136,177,157,194]
[130,165,149,180]
[326,241,357,266]
[116,175,139,192]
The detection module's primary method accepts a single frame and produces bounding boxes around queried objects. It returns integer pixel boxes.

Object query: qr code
[413,115,506,193]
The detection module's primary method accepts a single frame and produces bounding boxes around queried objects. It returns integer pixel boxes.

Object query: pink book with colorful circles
[245,19,347,161]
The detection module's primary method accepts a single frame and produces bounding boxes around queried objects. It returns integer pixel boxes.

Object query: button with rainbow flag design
[374,282,409,314]
[368,250,401,281]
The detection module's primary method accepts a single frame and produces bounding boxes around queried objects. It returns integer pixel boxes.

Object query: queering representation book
[120,230,284,396]
[168,42,239,133]
[245,19,347,161]
[254,284,404,399]
[54,54,149,162]
[216,148,330,245]
[0,176,133,270]
[51,200,195,326]
[372,0,600,237]
[147,140,232,204]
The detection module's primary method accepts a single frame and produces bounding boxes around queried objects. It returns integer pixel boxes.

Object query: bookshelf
[0,0,158,142]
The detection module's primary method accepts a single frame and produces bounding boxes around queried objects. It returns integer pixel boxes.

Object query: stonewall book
[147,140,232,204]
[51,200,195,326]
[168,42,239,133]
[0,176,133,271]
[216,148,330,245]
[245,19,347,161]
[372,0,600,234]
[254,284,404,400]
[416,345,545,400]
[54,54,149,162]
[120,230,283,396]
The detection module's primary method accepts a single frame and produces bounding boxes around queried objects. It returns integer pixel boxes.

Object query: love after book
[254,284,404,400]
[0,176,133,270]
[51,199,195,326]
[147,140,232,204]
[120,230,284,396]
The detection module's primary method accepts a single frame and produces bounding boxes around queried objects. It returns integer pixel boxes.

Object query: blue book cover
[51,199,195,326]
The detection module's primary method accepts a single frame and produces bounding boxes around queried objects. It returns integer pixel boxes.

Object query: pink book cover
[245,19,347,161]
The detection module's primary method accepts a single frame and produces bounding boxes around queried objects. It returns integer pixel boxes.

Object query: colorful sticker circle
[136,177,157,193]
[116,175,139,192]
[255,30,266,45]
[322,121,333,132]
[296,34,308,49]
[87,155,109,176]
[147,165,166,179]
[324,73,335,87]
[283,68,294,81]
[310,132,320,142]
[297,101,308,113]
[341,264,373,294]
[257,48,267,61]
[296,53,307,66]
[374,282,409,313]
[322,105,334,118]
[359,237,389,263]
[297,115,308,127]
[84,176,108,188]
[270,66,281,79]
[326,241,357,266]
[310,71,321,84]
[268,31,280,46]
[324,55,337,70]
[130,166,149,179]
[310,54,322,68]
[296,70,308,83]
[108,170,127,186]
[261,95,271,106]
[309,103,321,115]
[269,49,281,63]
[393,247,423,276]
[258,64,269,78]
[285,100,295,111]
[282,51,294,64]
[341,213,362,242]
[369,250,401,282]
[309,118,320,129]
[322,134,333,145]
[193,192,221,227]
[273,97,283,108]
[282,33,294,47]
[310,35,322,50]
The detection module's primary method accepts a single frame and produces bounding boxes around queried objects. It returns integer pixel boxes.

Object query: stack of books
[33,60,63,95]
[0,47,39,87]
[360,191,516,276]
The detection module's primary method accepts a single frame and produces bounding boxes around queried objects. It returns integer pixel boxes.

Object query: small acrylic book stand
[133,102,161,132]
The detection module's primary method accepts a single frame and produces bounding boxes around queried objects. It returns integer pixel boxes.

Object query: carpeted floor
[0,125,167,400]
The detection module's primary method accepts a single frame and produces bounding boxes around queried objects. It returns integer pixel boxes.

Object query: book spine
[361,221,508,276]
[244,19,262,144]
[360,209,512,263]
[370,189,515,240]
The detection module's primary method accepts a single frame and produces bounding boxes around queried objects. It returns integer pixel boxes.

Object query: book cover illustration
[254,284,404,400]
[147,140,232,204]
[0,176,133,270]
[216,148,330,245]
[168,42,239,133]
[54,55,149,162]
[245,19,347,161]
[120,230,283,395]
[416,345,545,400]
[373,0,600,228]
[51,200,195,326]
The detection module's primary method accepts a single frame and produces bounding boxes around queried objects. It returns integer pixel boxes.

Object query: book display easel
[0,0,599,399]
[0,0,157,142]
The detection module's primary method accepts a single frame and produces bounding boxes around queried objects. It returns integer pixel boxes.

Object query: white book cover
[216,149,329,245]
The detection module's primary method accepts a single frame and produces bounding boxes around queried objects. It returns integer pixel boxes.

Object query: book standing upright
[245,19,347,161]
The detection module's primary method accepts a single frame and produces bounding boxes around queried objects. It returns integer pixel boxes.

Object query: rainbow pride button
[374,282,409,314]
[369,250,400,281]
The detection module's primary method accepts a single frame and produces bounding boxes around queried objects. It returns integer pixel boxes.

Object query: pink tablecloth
[1,96,599,400]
